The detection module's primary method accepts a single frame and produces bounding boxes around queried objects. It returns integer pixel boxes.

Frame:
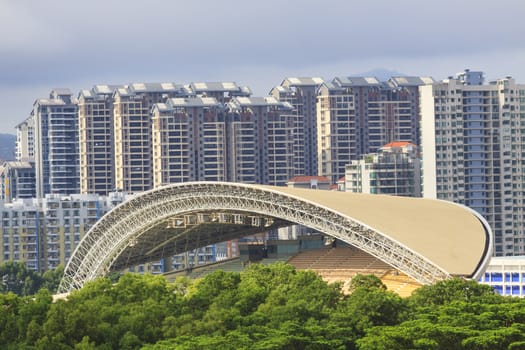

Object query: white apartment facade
[270,77,325,177]
[479,256,525,297]
[151,96,227,186]
[345,141,421,197]
[113,83,183,193]
[152,95,294,186]
[317,76,432,183]
[0,161,36,202]
[420,70,525,256]
[15,117,35,162]
[0,192,127,272]
[78,85,122,195]
[31,89,79,197]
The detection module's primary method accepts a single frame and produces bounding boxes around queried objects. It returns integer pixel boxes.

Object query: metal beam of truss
[58,182,451,293]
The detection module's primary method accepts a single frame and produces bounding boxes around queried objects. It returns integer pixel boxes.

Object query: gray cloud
[0,0,524,133]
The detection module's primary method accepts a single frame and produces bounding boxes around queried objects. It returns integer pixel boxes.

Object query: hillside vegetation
[0,133,15,161]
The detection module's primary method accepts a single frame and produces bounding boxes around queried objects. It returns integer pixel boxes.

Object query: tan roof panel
[262,186,490,277]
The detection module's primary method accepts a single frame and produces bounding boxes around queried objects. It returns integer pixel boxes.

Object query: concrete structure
[270,77,325,177]
[59,182,492,293]
[0,161,36,201]
[420,70,525,256]
[317,76,433,183]
[31,89,79,197]
[345,141,421,196]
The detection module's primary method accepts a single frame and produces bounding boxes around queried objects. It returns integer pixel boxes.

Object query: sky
[0,0,524,134]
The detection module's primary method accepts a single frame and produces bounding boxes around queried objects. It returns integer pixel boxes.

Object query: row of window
[482,272,525,282]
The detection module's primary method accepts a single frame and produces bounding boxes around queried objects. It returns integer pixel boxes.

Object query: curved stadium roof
[264,185,492,277]
[59,182,493,293]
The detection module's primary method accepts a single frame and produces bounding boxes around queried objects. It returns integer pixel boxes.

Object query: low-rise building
[345,141,421,197]
[0,192,127,272]
[0,161,36,202]
[479,256,525,297]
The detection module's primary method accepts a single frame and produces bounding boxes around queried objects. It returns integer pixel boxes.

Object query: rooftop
[191,82,240,92]
[127,82,179,93]
[2,161,33,169]
[168,96,221,108]
[335,76,382,87]
[288,176,331,183]
[282,77,325,87]
[389,76,435,87]
[382,141,416,148]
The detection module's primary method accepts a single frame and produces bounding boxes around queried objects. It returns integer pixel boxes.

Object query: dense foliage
[0,261,63,295]
[1,262,524,349]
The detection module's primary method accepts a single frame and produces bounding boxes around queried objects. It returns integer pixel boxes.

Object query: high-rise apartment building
[0,199,43,271]
[270,77,325,177]
[31,89,79,197]
[78,85,122,195]
[15,117,35,162]
[41,193,109,270]
[420,70,525,256]
[152,95,294,186]
[344,141,421,196]
[189,81,251,103]
[0,161,36,201]
[113,83,183,193]
[317,76,433,183]
[227,96,294,185]
[152,96,227,186]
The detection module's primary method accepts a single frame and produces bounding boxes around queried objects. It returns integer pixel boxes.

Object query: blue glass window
[512,273,520,282]
[505,273,511,282]
[491,273,503,282]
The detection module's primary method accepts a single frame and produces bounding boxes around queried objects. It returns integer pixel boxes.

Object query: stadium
[58,182,493,295]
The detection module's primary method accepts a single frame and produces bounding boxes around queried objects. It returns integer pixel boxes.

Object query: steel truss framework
[59,182,452,293]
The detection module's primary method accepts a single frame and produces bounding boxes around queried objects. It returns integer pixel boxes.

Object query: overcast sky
[0,0,524,134]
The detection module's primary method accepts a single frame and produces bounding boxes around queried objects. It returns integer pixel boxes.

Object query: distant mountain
[0,134,16,162]
[353,68,407,81]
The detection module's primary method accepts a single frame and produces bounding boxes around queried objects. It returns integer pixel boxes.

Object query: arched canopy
[59,182,493,293]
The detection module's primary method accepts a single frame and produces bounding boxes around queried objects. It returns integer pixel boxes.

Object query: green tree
[2,262,524,350]
[41,265,64,293]
[0,292,21,345]
[0,261,43,295]
[347,273,387,292]
[409,277,499,308]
